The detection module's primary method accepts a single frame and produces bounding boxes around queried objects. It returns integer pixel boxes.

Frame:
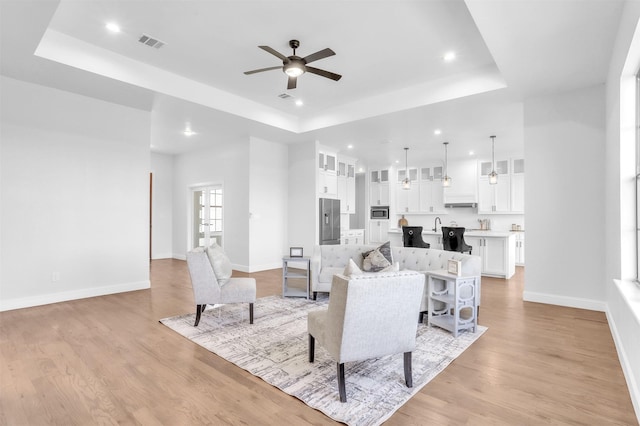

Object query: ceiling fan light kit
[244,39,342,90]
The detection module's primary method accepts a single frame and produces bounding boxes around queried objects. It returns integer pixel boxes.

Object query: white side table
[427,269,479,337]
[282,257,311,299]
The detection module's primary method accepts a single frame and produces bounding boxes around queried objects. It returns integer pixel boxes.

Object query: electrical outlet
[51,272,60,282]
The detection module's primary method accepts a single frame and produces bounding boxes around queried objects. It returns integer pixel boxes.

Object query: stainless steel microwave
[370,206,389,219]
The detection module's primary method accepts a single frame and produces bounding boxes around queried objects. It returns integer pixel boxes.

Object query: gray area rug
[160,295,486,426]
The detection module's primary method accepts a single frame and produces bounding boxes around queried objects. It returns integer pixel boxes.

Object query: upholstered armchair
[186,245,256,327]
[307,270,425,402]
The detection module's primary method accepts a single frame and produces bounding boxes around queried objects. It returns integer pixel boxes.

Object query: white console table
[427,269,479,337]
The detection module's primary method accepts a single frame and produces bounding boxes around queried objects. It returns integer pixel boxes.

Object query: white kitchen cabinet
[369,220,389,244]
[423,233,443,250]
[340,229,365,245]
[478,175,511,213]
[319,151,337,173]
[338,160,357,213]
[419,168,445,213]
[464,234,515,278]
[318,150,338,198]
[479,158,525,214]
[318,170,338,197]
[515,232,525,265]
[397,179,420,214]
[370,169,390,206]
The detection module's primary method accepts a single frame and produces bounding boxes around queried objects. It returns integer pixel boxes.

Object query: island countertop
[388,228,519,238]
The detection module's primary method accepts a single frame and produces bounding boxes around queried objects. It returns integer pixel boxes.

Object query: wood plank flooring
[1,261,637,425]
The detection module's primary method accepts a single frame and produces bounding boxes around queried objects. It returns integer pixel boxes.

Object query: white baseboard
[151,253,174,260]
[0,280,150,312]
[173,253,186,261]
[232,262,281,273]
[522,290,607,312]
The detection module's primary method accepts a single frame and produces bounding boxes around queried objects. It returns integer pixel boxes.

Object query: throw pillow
[379,262,400,273]
[362,241,393,272]
[205,242,232,285]
[343,258,363,277]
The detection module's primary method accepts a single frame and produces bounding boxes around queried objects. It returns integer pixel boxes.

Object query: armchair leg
[312,291,318,301]
[404,352,413,388]
[194,304,204,327]
[249,303,254,324]
[308,334,315,362]
[337,363,347,403]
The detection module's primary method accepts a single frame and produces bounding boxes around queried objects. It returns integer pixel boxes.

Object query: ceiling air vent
[278,93,292,99]
[138,34,165,49]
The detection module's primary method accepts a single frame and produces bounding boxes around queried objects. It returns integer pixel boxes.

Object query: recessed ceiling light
[295,99,304,107]
[347,144,353,149]
[395,160,400,164]
[469,150,475,156]
[105,22,121,33]
[183,124,196,136]
[434,129,442,135]
[443,51,456,62]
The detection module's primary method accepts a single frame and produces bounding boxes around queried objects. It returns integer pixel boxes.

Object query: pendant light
[402,147,411,190]
[489,135,498,185]
[442,142,451,187]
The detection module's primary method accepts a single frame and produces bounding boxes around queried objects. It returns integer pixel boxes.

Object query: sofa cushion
[320,267,344,284]
[343,258,363,276]
[362,241,393,272]
[205,242,232,285]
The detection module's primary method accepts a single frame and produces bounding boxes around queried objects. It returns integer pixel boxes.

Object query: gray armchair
[307,270,425,402]
[186,247,256,327]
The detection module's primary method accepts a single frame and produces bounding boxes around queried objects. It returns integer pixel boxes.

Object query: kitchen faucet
[433,217,442,233]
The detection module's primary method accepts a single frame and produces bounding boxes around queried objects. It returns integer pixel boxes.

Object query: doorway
[191,185,224,249]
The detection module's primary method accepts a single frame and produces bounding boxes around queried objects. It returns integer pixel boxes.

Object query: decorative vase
[398,215,408,228]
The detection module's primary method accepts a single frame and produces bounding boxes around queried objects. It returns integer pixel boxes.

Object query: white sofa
[310,244,482,312]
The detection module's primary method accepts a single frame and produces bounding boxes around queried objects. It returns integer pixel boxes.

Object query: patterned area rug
[160,295,486,426]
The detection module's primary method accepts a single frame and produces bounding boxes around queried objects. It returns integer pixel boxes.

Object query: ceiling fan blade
[306,66,342,81]
[302,48,335,64]
[287,76,297,90]
[259,45,289,62]
[244,66,282,75]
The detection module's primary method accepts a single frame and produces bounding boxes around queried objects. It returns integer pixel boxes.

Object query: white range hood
[443,159,478,208]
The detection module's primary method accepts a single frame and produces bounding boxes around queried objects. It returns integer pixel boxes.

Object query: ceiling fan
[244,39,342,90]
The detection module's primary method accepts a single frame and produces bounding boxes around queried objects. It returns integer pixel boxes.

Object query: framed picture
[290,247,304,258]
[447,259,462,276]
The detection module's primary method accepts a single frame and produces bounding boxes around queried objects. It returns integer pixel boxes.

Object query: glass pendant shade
[488,170,498,185]
[402,147,410,190]
[442,141,451,187]
[489,135,498,185]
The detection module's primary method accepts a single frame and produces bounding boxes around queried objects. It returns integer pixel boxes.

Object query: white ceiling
[0,0,625,167]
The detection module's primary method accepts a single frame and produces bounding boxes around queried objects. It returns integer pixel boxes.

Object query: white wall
[171,139,250,268]
[288,140,317,256]
[151,152,173,259]
[0,76,150,311]
[248,137,288,271]
[605,1,640,419]
[523,84,606,311]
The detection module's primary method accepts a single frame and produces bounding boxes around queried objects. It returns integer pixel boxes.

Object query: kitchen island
[388,228,516,279]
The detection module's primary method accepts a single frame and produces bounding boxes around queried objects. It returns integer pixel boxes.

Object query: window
[192,185,223,248]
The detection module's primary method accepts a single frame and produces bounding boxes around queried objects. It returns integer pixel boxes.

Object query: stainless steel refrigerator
[319,198,341,245]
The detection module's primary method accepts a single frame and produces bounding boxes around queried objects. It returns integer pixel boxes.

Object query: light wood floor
[1,261,637,425]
